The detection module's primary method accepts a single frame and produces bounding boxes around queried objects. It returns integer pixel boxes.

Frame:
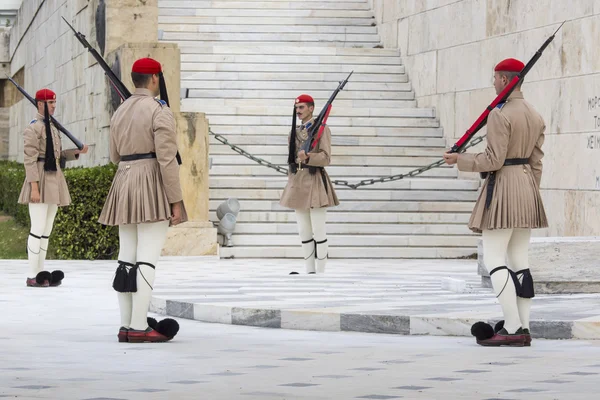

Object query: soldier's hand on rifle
[443,151,458,165]
[170,201,182,226]
[75,144,89,154]
[297,150,309,162]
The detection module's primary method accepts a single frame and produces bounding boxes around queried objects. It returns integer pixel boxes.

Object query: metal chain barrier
[210,129,486,190]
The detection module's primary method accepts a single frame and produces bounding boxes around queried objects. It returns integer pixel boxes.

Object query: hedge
[0,160,119,260]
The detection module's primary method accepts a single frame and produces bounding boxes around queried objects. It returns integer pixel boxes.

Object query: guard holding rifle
[443,58,548,347]
[280,94,339,275]
[98,58,186,343]
[18,88,88,287]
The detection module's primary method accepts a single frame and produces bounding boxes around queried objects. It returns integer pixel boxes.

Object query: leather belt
[120,152,157,162]
[37,156,65,169]
[484,158,529,209]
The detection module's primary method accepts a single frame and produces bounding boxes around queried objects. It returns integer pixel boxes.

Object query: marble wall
[6,0,161,167]
[371,0,600,237]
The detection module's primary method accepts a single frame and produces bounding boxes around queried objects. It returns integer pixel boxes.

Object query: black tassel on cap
[287,106,298,174]
[158,72,170,107]
[43,101,57,172]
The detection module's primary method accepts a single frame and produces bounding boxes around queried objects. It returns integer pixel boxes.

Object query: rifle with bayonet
[6,74,85,150]
[62,17,131,101]
[448,21,565,154]
[62,17,181,164]
[299,71,353,171]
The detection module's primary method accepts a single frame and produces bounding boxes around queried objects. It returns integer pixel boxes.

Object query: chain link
[210,129,486,190]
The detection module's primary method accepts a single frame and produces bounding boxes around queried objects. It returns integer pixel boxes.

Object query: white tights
[116,221,169,330]
[295,208,328,273]
[482,228,532,334]
[27,203,58,276]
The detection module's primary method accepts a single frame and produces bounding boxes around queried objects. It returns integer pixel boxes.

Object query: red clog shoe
[118,327,129,343]
[477,328,527,347]
[127,328,171,343]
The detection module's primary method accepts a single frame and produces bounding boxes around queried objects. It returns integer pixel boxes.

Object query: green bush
[0,160,119,260]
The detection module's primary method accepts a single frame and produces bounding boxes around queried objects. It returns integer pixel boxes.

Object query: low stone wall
[477,237,600,293]
[370,0,600,239]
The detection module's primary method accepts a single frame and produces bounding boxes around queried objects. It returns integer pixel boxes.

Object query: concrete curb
[150,298,597,340]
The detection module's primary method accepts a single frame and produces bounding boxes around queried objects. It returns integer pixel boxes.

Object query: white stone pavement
[146,257,600,340]
[2,258,600,400]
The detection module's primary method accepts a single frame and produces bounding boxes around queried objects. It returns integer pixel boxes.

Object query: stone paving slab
[142,257,600,340]
[3,259,600,399]
[0,260,600,400]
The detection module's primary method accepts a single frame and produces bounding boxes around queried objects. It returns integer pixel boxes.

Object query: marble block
[281,310,341,332]
[478,237,600,293]
[162,221,218,256]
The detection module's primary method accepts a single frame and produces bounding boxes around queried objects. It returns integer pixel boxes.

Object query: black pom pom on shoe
[50,270,64,286]
[156,318,180,339]
[35,271,52,285]
[494,320,505,333]
[471,321,495,341]
[147,317,158,330]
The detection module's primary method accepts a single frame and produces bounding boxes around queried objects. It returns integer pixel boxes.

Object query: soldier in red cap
[18,88,89,287]
[99,57,185,343]
[444,58,548,347]
[280,94,339,275]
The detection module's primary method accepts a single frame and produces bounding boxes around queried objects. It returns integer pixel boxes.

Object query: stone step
[183,80,409,92]
[209,144,447,156]
[208,200,476,213]
[181,53,402,66]
[205,116,436,128]
[186,98,416,109]
[187,88,414,100]
[225,222,475,236]
[208,135,446,148]
[180,71,407,83]
[196,106,432,118]
[209,189,478,202]
[219,234,478,247]
[210,211,472,224]
[176,45,400,56]
[168,40,381,48]
[159,1,370,11]
[165,25,377,35]
[209,165,456,178]
[159,9,375,18]
[209,136,446,148]
[217,246,476,259]
[162,32,381,44]
[182,64,404,74]
[210,154,445,167]
[209,177,479,190]
[207,125,443,137]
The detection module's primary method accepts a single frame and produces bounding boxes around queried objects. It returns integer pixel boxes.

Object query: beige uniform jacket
[18,113,79,206]
[457,91,548,233]
[280,119,339,210]
[98,88,187,226]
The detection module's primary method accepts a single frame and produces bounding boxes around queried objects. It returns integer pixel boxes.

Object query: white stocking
[38,204,58,272]
[130,220,169,331]
[507,228,532,331]
[482,228,522,334]
[295,210,315,273]
[28,203,49,276]
[117,224,138,329]
[310,208,328,273]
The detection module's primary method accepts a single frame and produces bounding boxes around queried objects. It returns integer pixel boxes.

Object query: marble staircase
[158,0,481,258]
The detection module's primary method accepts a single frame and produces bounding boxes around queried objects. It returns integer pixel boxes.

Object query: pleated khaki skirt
[468,164,548,233]
[98,159,188,226]
[280,167,339,210]
[18,161,72,206]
